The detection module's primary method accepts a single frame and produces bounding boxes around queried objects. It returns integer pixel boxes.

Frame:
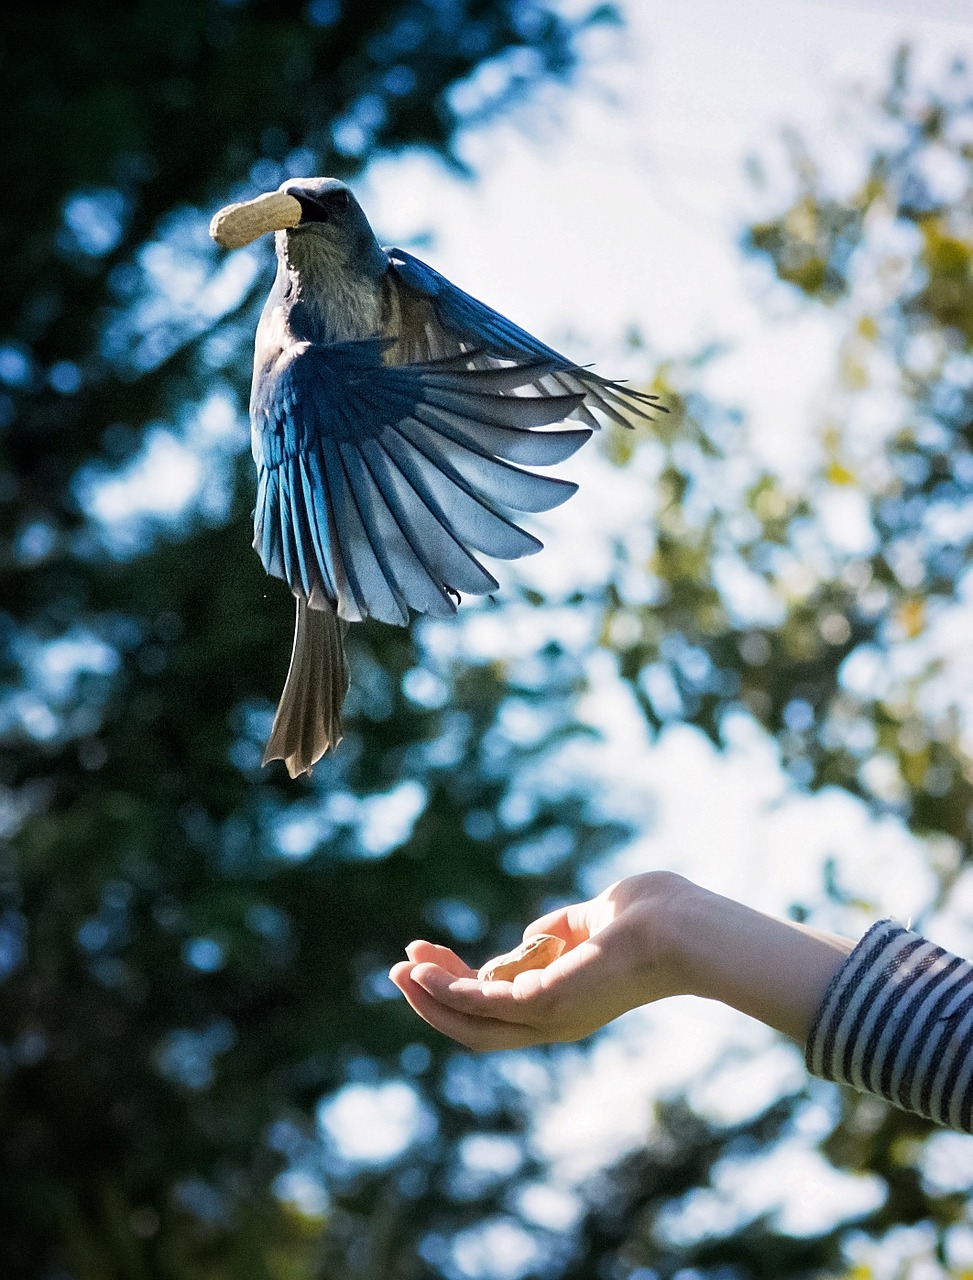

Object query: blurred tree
[566,45,973,1280]
[0,1,632,1277]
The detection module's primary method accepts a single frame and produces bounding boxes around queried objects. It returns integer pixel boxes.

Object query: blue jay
[215,178,663,777]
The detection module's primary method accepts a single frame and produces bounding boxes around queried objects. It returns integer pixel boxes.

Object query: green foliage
[596,49,973,863]
[575,46,973,1278]
[0,2,629,1276]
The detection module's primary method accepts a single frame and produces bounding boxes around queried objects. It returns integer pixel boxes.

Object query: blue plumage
[229,177,664,776]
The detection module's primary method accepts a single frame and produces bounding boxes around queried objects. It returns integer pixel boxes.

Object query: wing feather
[388,247,666,429]
[251,336,591,623]
[375,426,542,561]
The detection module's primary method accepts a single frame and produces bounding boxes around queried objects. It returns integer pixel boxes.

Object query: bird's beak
[210,191,303,250]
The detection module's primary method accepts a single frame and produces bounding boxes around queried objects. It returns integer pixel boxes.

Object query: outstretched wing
[251,338,589,626]
[387,248,665,430]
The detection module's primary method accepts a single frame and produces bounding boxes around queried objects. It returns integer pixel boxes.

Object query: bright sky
[345,2,973,1260]
[358,0,973,904]
[362,0,973,479]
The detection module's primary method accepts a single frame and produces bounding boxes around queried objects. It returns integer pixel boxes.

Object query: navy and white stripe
[806,920,973,1132]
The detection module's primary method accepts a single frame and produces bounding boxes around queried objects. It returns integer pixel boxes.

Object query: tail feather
[263,597,349,777]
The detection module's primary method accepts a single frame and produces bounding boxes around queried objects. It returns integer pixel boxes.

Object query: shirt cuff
[805,919,973,1132]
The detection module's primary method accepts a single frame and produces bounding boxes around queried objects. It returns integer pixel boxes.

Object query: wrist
[670,886,856,1042]
[620,871,715,1005]
[664,880,727,1004]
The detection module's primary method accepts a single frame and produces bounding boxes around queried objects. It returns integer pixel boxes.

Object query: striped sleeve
[806,920,973,1133]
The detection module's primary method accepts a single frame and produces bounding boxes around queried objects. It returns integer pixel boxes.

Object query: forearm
[672,890,973,1132]
[673,886,857,1042]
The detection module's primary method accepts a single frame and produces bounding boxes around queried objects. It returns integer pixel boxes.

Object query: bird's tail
[263,597,349,778]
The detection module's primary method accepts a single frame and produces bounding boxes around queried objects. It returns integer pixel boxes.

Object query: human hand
[388,871,700,1051]
[390,870,856,1050]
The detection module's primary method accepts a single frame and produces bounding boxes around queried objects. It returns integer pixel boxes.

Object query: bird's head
[209,178,386,282]
[277,177,385,280]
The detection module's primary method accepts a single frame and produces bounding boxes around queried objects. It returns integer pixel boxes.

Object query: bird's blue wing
[387,248,665,430]
[251,338,590,626]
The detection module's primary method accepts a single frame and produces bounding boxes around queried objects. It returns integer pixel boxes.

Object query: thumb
[522,899,599,950]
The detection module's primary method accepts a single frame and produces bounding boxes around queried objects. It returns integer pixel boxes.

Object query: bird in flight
[210,178,664,778]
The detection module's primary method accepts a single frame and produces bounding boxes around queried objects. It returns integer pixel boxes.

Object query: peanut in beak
[209,191,303,250]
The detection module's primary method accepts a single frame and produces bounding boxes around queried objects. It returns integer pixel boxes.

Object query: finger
[411,959,557,1022]
[389,962,538,1051]
[403,939,473,978]
[424,933,628,1041]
